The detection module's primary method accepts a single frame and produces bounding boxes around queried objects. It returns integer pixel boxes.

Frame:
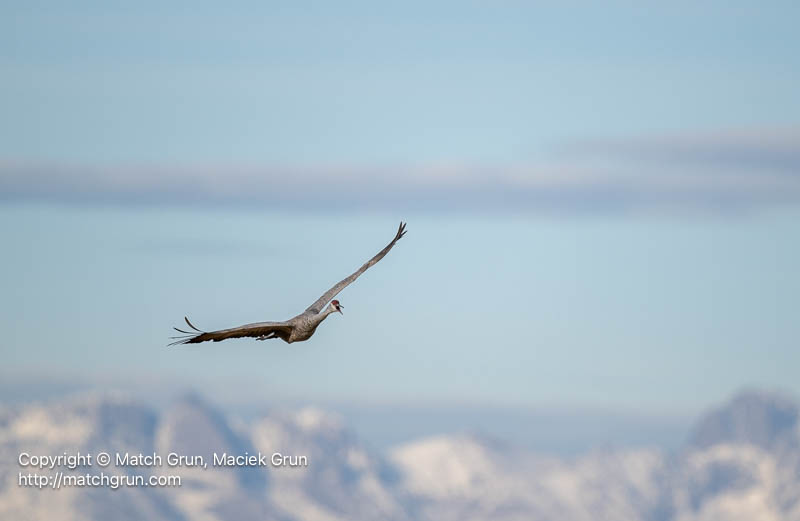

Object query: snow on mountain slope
[252,407,413,521]
[391,435,665,521]
[1,389,799,521]
[153,394,277,521]
[0,393,183,521]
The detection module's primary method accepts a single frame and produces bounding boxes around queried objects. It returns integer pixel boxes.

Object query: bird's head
[330,300,343,314]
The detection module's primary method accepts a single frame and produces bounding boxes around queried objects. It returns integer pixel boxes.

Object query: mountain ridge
[1,389,798,521]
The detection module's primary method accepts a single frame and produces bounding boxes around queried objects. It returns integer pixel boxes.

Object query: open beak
[337,305,344,314]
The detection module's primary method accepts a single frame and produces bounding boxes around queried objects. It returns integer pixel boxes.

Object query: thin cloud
[557,128,800,174]
[2,129,799,214]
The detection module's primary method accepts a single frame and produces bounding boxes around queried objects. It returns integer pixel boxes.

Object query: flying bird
[169,222,407,346]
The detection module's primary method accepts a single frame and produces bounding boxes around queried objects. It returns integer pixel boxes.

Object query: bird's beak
[337,305,344,314]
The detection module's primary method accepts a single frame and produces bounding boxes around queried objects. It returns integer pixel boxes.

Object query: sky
[1,1,799,419]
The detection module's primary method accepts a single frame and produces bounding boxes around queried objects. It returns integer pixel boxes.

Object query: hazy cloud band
[2,130,799,214]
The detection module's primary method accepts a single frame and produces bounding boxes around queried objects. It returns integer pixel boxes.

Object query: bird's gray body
[284,308,338,343]
[207,309,334,344]
[170,222,406,346]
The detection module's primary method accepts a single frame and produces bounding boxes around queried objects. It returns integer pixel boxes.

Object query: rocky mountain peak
[687,389,799,451]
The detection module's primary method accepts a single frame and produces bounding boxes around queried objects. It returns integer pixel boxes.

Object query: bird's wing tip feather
[168,317,205,346]
[396,221,407,240]
[184,316,205,332]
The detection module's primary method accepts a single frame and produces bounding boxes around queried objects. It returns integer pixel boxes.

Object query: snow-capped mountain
[1,390,799,521]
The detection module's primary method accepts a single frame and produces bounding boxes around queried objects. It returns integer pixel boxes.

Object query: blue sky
[2,1,798,166]
[1,1,799,415]
[2,203,798,414]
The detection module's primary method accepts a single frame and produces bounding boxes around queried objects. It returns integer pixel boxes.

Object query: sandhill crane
[169,222,407,345]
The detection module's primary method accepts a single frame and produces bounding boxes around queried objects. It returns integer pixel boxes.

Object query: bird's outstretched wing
[169,317,293,346]
[304,222,407,315]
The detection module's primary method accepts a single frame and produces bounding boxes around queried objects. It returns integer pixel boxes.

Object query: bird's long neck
[313,306,338,324]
